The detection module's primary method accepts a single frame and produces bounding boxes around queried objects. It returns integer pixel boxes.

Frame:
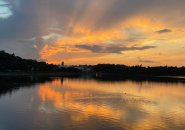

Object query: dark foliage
[0,50,58,72]
[0,51,185,76]
[92,64,185,76]
[59,67,81,73]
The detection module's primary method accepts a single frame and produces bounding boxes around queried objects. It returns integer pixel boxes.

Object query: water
[0,76,185,130]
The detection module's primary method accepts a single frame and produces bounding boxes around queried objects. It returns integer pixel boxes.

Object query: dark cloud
[76,45,103,53]
[75,44,156,54]
[0,0,183,41]
[0,0,185,61]
[155,29,172,34]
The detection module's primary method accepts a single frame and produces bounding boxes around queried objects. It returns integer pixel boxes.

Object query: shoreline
[0,72,185,82]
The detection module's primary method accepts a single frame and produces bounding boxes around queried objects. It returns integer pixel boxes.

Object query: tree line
[0,50,185,76]
[0,50,57,72]
[92,64,185,76]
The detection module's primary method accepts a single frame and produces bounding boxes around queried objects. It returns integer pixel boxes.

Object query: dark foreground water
[0,76,185,130]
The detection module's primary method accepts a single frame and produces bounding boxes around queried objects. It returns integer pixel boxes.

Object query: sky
[0,0,185,66]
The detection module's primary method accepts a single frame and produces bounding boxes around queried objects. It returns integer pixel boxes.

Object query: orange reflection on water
[39,85,63,107]
[63,79,185,100]
[38,82,124,121]
[37,78,185,130]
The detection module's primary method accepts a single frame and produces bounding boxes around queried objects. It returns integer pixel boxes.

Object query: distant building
[59,61,68,68]
[61,61,64,66]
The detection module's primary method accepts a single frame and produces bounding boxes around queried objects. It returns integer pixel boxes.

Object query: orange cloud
[39,15,185,66]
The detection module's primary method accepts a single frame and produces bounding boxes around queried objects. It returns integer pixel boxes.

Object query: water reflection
[0,76,185,130]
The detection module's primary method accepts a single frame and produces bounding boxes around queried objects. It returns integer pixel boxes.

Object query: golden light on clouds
[21,1,185,66]
[39,15,185,65]
[1,0,185,65]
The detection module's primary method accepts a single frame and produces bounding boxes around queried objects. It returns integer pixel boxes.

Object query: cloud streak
[76,44,156,54]
[156,29,172,34]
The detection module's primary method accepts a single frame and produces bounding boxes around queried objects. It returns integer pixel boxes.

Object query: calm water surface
[0,76,185,130]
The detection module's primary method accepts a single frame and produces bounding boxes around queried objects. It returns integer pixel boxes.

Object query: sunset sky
[0,0,185,66]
